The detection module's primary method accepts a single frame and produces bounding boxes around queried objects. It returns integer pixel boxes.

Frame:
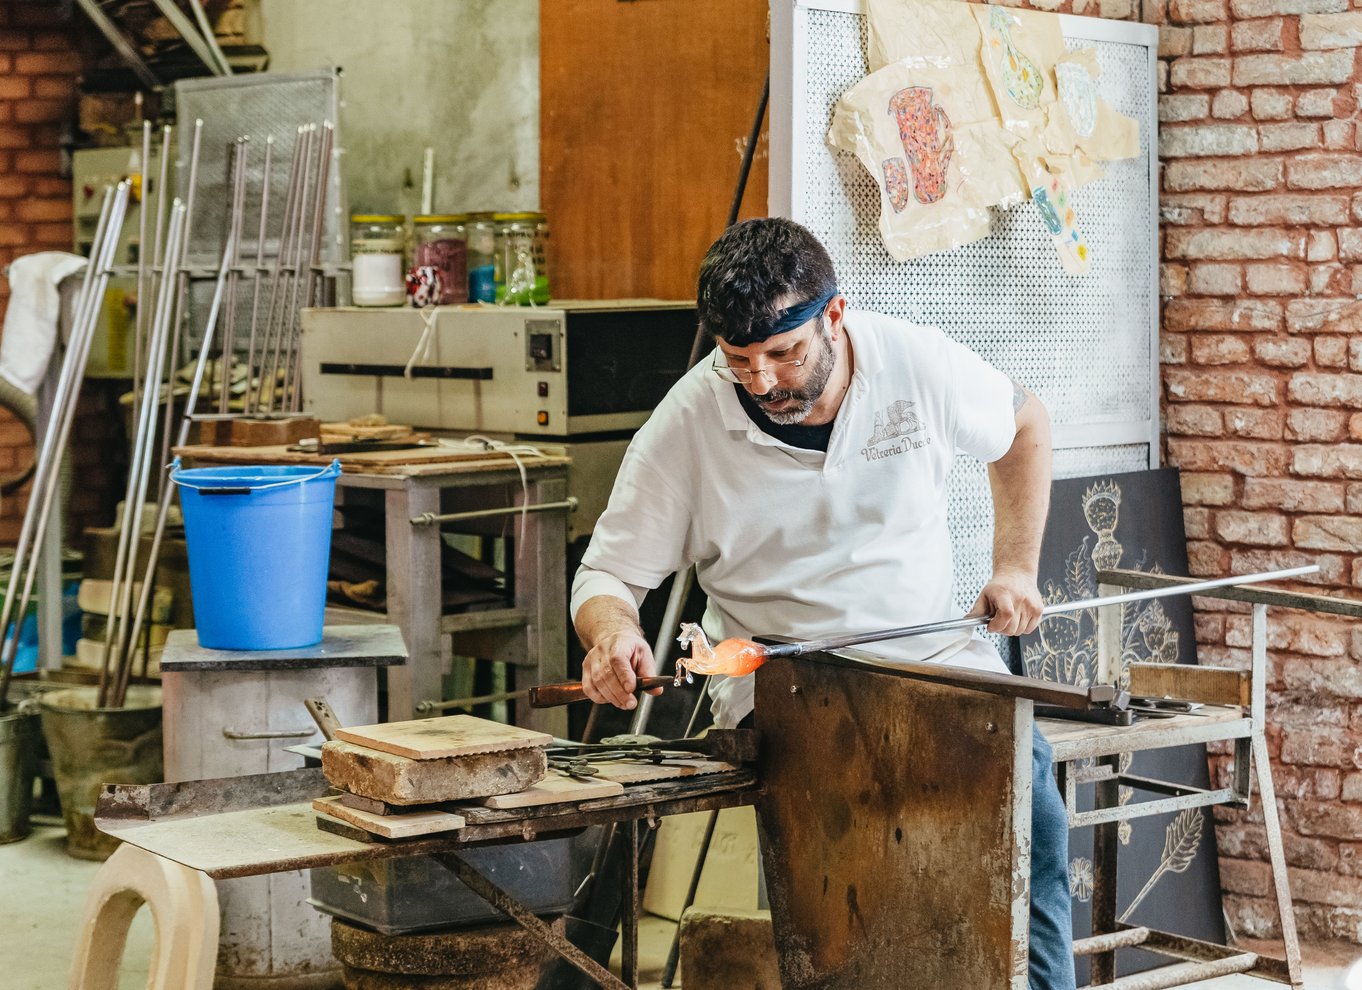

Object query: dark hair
[696,218,837,346]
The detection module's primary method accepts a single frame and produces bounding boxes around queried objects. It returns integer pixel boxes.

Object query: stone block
[322,741,547,805]
[680,908,781,990]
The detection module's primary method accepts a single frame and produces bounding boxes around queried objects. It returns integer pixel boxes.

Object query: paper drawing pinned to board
[889,86,955,205]
[1030,170,1090,275]
[882,157,911,212]
[1056,61,1098,138]
[987,6,1045,110]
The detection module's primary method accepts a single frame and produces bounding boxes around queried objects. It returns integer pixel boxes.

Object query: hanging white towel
[0,251,88,395]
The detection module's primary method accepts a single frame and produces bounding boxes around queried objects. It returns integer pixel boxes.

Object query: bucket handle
[169,457,341,494]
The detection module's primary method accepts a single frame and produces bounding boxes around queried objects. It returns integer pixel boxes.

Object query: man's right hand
[581,630,661,710]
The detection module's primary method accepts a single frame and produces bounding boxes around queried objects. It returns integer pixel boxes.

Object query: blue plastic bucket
[170,459,340,650]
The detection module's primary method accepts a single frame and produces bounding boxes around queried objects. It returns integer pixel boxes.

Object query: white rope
[435,434,550,556]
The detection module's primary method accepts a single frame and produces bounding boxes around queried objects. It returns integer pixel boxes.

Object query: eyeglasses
[710,325,818,385]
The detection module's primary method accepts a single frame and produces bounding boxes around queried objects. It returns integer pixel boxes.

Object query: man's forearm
[574,594,646,652]
[988,392,1052,577]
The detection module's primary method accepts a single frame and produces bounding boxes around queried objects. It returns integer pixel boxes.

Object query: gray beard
[753,327,836,425]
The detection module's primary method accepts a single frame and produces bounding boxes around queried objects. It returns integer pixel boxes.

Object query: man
[571,217,1073,988]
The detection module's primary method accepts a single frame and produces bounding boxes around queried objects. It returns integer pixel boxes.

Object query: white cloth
[573,309,1019,728]
[0,252,87,394]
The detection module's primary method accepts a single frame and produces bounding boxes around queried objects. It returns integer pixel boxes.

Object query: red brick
[1182,471,1238,504]
[1309,231,1339,262]
[1225,407,1283,438]
[1254,337,1312,367]
[1231,0,1348,13]
[1315,336,1348,367]
[1299,11,1362,49]
[1215,508,1290,544]
[1233,50,1357,87]
[1292,422,1332,474]
[1348,483,1362,513]
[1161,26,1195,57]
[1230,549,1348,583]
[14,150,59,173]
[14,52,83,76]
[1259,122,1324,152]
[1249,87,1294,118]
[1243,477,1345,510]
[0,76,30,100]
[1292,444,1362,478]
[1171,0,1229,21]
[1160,94,1210,122]
[29,221,71,246]
[1165,369,1281,404]
[1281,729,1362,769]
[1286,298,1362,333]
[1165,298,1283,332]
[31,77,73,100]
[1161,193,1229,224]
[1184,505,1213,537]
[1170,56,1234,88]
[1166,227,1305,260]
[1168,403,1225,435]
[13,99,66,125]
[1287,153,1362,189]
[1211,88,1249,117]
[1167,437,1290,474]
[1245,262,1307,294]
[29,177,66,197]
[15,199,69,223]
[1288,373,1362,408]
[1196,25,1232,54]
[1188,539,1230,573]
[1188,262,1243,294]
[1162,123,1259,156]
[1233,18,1287,50]
[1165,158,1282,192]
[1293,514,1362,551]
[1297,87,1342,116]
[1324,119,1355,148]
[1161,263,1189,296]
[1162,333,1189,364]
[1190,333,1251,363]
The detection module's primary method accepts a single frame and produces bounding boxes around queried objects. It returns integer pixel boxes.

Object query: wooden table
[175,444,573,734]
[95,765,761,990]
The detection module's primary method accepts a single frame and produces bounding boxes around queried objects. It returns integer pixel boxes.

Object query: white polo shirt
[573,309,1018,729]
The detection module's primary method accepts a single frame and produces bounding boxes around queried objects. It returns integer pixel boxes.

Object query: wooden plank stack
[314,714,625,839]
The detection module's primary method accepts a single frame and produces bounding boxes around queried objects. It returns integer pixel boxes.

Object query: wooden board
[590,759,736,786]
[334,714,553,760]
[479,771,623,809]
[541,0,770,299]
[173,443,571,475]
[312,795,465,839]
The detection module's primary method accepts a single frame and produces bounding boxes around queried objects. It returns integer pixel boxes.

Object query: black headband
[747,288,839,343]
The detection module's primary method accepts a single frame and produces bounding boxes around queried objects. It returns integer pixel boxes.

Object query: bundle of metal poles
[98,119,334,706]
[0,182,132,709]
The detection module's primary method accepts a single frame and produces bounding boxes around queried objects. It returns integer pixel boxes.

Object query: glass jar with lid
[412,215,469,305]
[465,212,498,303]
[349,214,406,307]
[493,211,550,306]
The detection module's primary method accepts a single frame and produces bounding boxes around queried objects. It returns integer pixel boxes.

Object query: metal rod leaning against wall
[248,126,306,415]
[217,136,249,414]
[242,135,273,410]
[261,125,314,413]
[0,184,131,707]
[283,121,333,412]
[116,157,246,707]
[98,202,187,705]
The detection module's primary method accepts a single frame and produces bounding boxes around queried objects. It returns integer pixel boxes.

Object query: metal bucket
[0,707,40,843]
[38,685,162,860]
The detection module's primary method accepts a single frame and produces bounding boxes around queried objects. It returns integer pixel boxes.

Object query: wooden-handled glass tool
[529,565,1317,709]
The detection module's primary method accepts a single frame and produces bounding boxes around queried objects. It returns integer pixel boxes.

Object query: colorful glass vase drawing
[1056,61,1098,138]
[1032,172,1090,275]
[988,6,1044,110]
[882,157,912,212]
[888,86,954,205]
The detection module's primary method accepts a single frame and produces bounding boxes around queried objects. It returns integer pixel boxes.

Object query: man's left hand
[972,569,1044,637]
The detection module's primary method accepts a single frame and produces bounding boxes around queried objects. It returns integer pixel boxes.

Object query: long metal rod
[155,119,202,504]
[415,688,530,715]
[218,137,248,413]
[118,212,240,706]
[100,203,186,704]
[763,565,1321,660]
[250,127,305,414]
[133,120,151,396]
[71,0,160,88]
[284,121,332,411]
[410,497,578,527]
[242,134,273,408]
[0,184,130,706]
[147,0,223,75]
[268,124,315,413]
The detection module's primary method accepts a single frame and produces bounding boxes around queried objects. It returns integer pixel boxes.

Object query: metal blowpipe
[753,564,1320,661]
[528,564,1320,709]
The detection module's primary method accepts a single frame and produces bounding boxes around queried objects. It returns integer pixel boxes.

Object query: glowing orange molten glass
[674,623,769,684]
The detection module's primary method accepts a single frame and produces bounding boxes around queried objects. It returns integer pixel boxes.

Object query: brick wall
[0,1,116,544]
[1158,0,1362,946]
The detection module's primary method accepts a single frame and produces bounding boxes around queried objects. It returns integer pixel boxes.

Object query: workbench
[94,763,760,990]
[174,444,572,734]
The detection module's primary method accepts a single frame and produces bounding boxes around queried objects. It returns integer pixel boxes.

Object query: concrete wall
[253,0,538,217]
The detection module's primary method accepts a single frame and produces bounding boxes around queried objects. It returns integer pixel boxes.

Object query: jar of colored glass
[411,215,469,305]
[465,212,498,303]
[493,211,550,306]
[349,214,406,307]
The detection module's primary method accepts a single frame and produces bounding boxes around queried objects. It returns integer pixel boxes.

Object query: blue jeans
[1030,727,1076,990]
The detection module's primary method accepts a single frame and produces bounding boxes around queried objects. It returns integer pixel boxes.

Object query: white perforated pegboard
[769,0,1159,614]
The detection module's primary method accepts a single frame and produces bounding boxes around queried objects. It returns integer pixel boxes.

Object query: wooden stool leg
[1252,734,1304,989]
[68,843,220,990]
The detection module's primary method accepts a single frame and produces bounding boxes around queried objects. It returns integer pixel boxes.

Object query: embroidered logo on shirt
[861,400,931,462]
